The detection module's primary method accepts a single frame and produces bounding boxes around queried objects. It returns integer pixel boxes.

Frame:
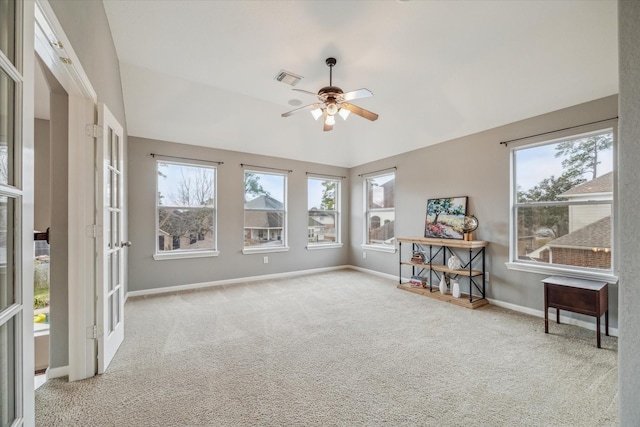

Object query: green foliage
[244,172,270,202]
[517,173,586,203]
[554,133,613,180]
[320,180,336,210]
[34,294,49,309]
[517,172,585,237]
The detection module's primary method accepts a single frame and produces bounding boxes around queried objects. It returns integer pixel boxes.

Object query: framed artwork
[424,196,468,239]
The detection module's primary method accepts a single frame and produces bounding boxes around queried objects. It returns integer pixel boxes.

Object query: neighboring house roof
[561,171,613,197]
[245,211,282,228]
[158,229,171,236]
[548,216,611,249]
[308,217,324,227]
[245,195,284,210]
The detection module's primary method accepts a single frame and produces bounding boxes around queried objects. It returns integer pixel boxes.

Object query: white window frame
[153,160,219,261]
[242,170,289,255]
[361,172,396,253]
[307,176,342,250]
[506,126,618,282]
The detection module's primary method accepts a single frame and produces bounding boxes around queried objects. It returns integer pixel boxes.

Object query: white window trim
[243,170,288,251]
[307,243,344,250]
[508,126,617,280]
[361,243,397,254]
[153,250,220,261]
[242,246,290,255]
[307,176,342,247]
[363,172,396,250]
[155,160,218,257]
[505,261,618,284]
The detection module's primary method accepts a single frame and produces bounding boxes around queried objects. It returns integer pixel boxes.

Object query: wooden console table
[542,276,608,348]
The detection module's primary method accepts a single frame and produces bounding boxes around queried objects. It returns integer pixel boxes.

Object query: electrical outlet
[363,252,367,259]
[263,256,269,264]
[485,272,490,282]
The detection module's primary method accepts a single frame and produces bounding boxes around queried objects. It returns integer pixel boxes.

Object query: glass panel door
[0,0,27,424]
[97,104,125,374]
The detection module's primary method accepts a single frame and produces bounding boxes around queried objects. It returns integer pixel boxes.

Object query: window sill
[505,261,618,284]
[242,246,290,255]
[307,243,343,250]
[361,244,397,254]
[153,250,220,261]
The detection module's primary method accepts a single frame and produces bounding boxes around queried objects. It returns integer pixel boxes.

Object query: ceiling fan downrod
[326,57,336,86]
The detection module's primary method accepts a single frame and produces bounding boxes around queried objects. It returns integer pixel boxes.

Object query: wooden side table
[542,276,609,348]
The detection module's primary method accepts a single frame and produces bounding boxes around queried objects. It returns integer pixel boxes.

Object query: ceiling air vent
[275,70,302,86]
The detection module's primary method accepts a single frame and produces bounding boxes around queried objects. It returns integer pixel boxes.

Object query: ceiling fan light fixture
[325,114,336,126]
[310,108,323,120]
[338,107,350,120]
[326,102,338,116]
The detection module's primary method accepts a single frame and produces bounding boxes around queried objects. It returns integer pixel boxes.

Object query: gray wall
[49,0,126,128]
[618,0,640,424]
[127,137,350,292]
[349,95,619,327]
[34,118,50,232]
[47,81,69,370]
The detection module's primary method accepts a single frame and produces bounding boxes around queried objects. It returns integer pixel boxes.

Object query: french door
[0,0,35,425]
[97,104,126,374]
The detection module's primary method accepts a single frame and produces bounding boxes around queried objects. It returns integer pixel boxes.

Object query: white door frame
[34,0,98,381]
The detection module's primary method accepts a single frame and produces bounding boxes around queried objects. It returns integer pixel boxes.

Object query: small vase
[452,279,461,298]
[439,275,447,294]
[447,255,461,270]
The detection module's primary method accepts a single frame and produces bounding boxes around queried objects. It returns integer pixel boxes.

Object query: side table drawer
[546,285,598,316]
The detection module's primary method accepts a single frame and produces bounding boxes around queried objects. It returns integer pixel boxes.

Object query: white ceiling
[103,0,618,168]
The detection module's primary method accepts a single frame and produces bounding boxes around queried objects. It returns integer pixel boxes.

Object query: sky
[515,136,613,191]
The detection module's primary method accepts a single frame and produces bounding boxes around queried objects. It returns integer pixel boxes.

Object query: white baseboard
[348,265,398,281]
[488,298,619,337]
[125,265,618,338]
[47,365,69,379]
[126,265,351,298]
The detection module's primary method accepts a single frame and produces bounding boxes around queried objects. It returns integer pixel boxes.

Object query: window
[307,177,341,247]
[244,171,287,251]
[364,172,395,249]
[155,161,217,259]
[510,129,614,277]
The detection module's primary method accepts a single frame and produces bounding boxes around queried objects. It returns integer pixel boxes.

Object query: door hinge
[86,224,99,238]
[86,124,103,139]
[87,325,98,339]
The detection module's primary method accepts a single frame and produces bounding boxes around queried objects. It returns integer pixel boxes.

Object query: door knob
[121,241,132,247]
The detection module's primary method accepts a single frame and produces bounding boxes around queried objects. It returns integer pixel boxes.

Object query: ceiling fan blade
[281,103,322,118]
[292,88,319,97]
[340,103,379,121]
[342,88,373,101]
[323,110,333,132]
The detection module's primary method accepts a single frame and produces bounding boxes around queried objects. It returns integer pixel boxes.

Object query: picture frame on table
[424,196,468,240]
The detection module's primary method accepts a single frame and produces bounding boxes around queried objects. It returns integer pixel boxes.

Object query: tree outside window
[308,177,340,245]
[156,162,216,253]
[513,129,614,272]
[244,171,286,247]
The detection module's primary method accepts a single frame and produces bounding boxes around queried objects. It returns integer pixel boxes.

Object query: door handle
[121,241,132,247]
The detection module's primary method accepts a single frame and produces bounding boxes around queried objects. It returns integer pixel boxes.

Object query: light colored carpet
[35,270,618,426]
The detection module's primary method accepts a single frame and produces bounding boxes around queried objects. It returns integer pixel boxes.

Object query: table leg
[597,316,601,348]
[544,285,549,334]
[556,308,560,324]
[605,310,609,336]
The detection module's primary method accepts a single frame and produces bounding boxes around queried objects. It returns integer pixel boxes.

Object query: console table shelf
[397,237,489,309]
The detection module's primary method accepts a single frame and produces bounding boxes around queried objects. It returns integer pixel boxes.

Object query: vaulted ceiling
[103,1,617,168]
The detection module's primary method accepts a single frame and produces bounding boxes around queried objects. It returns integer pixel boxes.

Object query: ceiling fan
[281,57,379,132]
